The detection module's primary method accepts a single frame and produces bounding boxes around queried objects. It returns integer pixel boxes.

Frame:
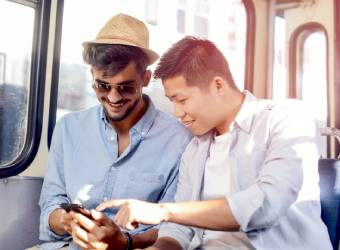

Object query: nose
[107,87,122,103]
[173,103,185,119]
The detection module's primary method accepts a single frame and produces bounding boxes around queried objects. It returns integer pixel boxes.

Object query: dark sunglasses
[92,80,138,97]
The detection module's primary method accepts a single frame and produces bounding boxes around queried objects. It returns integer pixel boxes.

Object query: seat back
[319,159,340,250]
[0,176,43,250]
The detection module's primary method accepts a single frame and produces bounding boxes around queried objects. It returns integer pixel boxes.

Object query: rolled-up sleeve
[228,101,319,232]
[158,222,194,250]
[39,118,71,241]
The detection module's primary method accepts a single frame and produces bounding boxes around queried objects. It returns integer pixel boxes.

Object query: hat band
[98,35,146,48]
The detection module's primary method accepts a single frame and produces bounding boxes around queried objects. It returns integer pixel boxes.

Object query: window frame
[47,0,64,148]
[242,0,255,91]
[288,22,329,99]
[288,22,330,156]
[334,0,340,157]
[0,0,50,177]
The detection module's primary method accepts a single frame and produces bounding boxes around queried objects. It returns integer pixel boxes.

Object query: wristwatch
[124,232,133,250]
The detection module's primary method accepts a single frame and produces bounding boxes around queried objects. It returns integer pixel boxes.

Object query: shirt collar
[131,95,157,138]
[233,90,260,134]
[100,94,157,138]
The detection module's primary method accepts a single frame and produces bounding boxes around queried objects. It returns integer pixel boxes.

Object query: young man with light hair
[98,36,333,250]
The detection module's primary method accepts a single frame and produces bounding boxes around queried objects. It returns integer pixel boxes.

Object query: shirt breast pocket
[234,148,266,190]
[122,173,165,201]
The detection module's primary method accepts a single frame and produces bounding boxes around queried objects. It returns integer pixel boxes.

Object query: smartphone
[60,203,91,217]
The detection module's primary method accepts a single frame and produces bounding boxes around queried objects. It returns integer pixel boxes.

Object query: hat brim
[82,38,159,65]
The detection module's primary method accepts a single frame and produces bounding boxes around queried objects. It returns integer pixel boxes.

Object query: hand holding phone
[60,203,91,217]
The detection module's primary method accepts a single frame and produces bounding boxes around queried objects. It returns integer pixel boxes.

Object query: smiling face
[163,75,227,136]
[92,62,150,122]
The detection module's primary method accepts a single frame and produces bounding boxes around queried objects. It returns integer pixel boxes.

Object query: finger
[113,207,126,228]
[96,199,129,211]
[72,235,89,249]
[121,208,137,231]
[77,207,92,218]
[71,221,89,242]
[114,207,136,230]
[63,224,72,235]
[90,209,107,224]
[71,220,109,250]
[71,221,92,249]
[89,209,114,229]
[89,241,109,250]
[70,211,96,232]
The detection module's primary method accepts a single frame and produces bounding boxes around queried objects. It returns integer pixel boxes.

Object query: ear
[142,70,152,87]
[90,68,95,90]
[211,76,226,96]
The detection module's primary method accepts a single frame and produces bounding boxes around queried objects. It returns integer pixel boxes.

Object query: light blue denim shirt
[39,96,192,250]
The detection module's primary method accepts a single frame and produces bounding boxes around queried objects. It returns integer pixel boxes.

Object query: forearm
[131,228,158,248]
[147,237,182,250]
[162,198,239,231]
[49,208,68,236]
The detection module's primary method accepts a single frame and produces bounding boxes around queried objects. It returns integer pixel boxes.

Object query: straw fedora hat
[83,13,159,65]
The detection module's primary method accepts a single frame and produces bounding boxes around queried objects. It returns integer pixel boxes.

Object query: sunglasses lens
[117,85,136,97]
[95,81,110,91]
[93,81,137,97]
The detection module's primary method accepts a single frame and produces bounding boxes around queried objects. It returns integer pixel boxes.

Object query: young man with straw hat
[35,14,191,250]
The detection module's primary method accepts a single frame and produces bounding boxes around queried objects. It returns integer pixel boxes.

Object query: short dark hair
[83,44,148,76]
[154,36,237,88]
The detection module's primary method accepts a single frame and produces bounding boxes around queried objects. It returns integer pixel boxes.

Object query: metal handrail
[320,127,340,159]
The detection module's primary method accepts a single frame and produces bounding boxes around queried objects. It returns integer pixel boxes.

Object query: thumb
[90,209,109,225]
[91,209,122,229]
[96,199,129,211]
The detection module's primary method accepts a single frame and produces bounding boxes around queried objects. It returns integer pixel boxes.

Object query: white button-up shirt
[159,91,332,250]
[202,131,254,249]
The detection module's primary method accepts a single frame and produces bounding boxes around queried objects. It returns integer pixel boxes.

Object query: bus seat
[0,176,43,250]
[319,158,340,250]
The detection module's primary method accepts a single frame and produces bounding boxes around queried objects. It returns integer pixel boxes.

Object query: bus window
[0,1,34,166]
[299,32,328,157]
[53,0,248,125]
[273,15,287,100]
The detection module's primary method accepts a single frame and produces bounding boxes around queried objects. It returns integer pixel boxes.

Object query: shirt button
[110,137,115,141]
